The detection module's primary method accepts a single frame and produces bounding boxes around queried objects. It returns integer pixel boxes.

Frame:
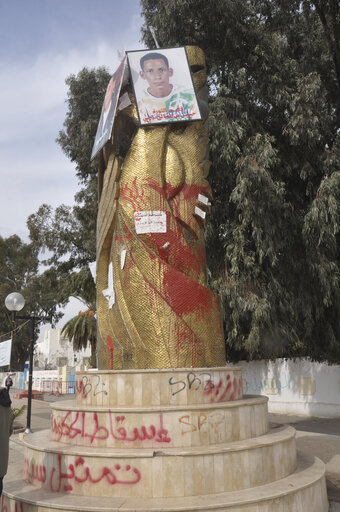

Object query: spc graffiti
[169,371,242,402]
[75,374,108,399]
[24,454,141,493]
[52,411,171,444]
[178,411,224,435]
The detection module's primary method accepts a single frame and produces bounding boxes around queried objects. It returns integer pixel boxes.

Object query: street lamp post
[5,292,52,433]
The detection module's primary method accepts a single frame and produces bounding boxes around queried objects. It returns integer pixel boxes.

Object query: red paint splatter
[162,264,215,316]
[120,177,150,210]
[148,226,202,276]
[217,381,232,401]
[203,375,242,403]
[130,251,204,366]
[166,182,183,199]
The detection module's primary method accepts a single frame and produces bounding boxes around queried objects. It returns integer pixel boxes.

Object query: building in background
[34,328,91,369]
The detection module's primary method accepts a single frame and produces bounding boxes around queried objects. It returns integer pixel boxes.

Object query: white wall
[230,358,340,417]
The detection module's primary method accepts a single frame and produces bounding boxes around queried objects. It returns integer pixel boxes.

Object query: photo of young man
[127,48,201,125]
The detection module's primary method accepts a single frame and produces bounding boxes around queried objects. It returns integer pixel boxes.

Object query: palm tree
[62,310,97,367]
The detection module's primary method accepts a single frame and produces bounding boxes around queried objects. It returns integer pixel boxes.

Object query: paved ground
[7,390,340,507]
[11,391,69,432]
[269,412,340,436]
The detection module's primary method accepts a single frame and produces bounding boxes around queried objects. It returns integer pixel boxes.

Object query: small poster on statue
[127,47,201,126]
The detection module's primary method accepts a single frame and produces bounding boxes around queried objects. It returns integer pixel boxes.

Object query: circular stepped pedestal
[2,367,329,511]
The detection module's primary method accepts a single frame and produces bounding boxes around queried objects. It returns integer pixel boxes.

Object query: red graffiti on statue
[52,411,171,445]
[24,454,141,493]
[106,335,114,369]
[203,374,242,402]
[120,177,150,211]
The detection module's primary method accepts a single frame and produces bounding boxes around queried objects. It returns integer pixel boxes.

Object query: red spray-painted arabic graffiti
[24,454,141,493]
[1,496,24,512]
[120,176,150,211]
[51,411,171,444]
[168,371,242,402]
[203,374,242,402]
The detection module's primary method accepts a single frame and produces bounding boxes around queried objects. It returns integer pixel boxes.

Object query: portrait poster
[127,47,201,126]
[91,56,127,160]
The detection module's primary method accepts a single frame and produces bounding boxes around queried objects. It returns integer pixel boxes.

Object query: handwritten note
[134,211,167,234]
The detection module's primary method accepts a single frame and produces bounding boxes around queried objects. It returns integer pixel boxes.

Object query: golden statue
[96,46,226,369]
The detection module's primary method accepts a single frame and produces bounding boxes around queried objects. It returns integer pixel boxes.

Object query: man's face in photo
[140,58,173,98]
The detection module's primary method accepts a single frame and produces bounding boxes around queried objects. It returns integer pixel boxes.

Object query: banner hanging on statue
[0,338,12,367]
[91,56,128,160]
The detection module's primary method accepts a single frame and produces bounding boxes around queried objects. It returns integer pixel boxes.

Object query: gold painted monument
[96,46,226,370]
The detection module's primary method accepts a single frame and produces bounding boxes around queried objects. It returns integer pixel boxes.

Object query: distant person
[0,387,12,497]
[137,52,198,123]
[5,375,13,392]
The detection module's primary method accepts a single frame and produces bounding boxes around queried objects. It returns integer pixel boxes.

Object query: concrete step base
[3,443,328,511]
[22,426,297,498]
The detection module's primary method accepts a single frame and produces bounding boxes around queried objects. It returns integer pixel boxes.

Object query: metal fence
[33,378,75,395]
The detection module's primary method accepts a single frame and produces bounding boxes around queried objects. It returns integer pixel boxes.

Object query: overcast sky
[0,0,143,334]
[0,0,143,240]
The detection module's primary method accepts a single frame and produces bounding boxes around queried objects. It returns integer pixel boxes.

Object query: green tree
[27,203,96,307]
[0,235,61,369]
[57,66,111,184]
[26,67,111,364]
[140,0,340,362]
[61,310,97,367]
[27,67,111,309]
